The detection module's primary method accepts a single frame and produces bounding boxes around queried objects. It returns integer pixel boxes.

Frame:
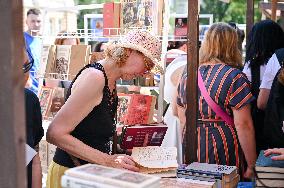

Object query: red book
[120,124,168,149]
[117,93,156,126]
[174,17,187,36]
[103,2,121,36]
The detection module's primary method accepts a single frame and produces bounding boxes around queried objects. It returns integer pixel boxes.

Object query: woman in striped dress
[175,23,257,179]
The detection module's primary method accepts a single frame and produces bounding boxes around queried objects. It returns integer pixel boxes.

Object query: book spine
[61,175,118,188]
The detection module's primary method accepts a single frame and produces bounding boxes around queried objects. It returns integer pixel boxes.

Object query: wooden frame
[0,0,26,187]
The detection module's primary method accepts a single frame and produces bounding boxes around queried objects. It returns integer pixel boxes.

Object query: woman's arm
[257,88,270,110]
[232,104,257,178]
[32,153,42,188]
[47,69,138,171]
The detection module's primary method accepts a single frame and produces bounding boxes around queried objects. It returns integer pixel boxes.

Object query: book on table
[119,123,167,150]
[177,162,239,188]
[131,146,178,175]
[255,150,284,187]
[61,163,160,188]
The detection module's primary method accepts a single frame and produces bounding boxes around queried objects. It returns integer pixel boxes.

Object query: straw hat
[110,30,164,74]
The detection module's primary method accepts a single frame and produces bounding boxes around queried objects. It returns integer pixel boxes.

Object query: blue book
[256,150,284,168]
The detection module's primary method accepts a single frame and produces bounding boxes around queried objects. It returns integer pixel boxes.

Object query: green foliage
[200,0,262,24]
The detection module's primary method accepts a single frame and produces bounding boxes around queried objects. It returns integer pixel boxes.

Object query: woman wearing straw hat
[46,30,163,188]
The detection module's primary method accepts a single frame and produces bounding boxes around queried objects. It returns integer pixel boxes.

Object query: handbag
[198,70,234,127]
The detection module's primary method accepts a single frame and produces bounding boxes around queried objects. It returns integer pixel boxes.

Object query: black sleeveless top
[53,63,118,168]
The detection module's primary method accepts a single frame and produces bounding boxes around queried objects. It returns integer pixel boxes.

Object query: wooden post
[246,0,254,45]
[271,0,278,21]
[185,0,199,164]
[0,0,26,188]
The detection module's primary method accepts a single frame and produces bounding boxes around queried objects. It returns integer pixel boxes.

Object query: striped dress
[177,63,254,167]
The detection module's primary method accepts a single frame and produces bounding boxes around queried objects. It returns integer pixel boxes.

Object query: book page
[132,146,178,169]
[38,87,53,118]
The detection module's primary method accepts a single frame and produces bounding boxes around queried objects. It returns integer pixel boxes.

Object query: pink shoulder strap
[198,70,235,127]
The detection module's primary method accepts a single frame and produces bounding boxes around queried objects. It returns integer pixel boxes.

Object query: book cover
[256,150,284,168]
[120,0,163,35]
[174,17,187,36]
[68,45,91,80]
[120,124,168,149]
[44,45,56,79]
[186,162,238,176]
[46,87,65,118]
[103,2,121,36]
[117,93,156,125]
[39,45,50,77]
[64,164,160,188]
[90,15,104,39]
[38,86,54,118]
[132,146,178,174]
[54,45,72,80]
[61,175,118,188]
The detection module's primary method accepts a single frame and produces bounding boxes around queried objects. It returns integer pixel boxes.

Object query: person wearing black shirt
[24,47,44,188]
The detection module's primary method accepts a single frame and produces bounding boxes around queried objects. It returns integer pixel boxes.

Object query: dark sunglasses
[23,49,34,73]
[228,22,237,30]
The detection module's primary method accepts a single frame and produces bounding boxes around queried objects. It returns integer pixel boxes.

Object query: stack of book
[177,162,239,188]
[61,163,160,188]
[255,150,284,187]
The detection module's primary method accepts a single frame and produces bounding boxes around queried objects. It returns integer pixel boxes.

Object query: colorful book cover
[38,87,54,118]
[174,17,187,36]
[120,124,168,149]
[117,94,156,126]
[54,45,71,80]
[120,0,163,35]
[103,2,121,36]
[46,87,65,118]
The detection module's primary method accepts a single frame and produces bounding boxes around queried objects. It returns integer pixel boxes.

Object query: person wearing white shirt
[258,52,282,110]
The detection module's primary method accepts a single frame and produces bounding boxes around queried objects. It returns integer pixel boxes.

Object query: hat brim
[111,43,164,75]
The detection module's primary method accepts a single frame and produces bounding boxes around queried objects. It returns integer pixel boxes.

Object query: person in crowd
[228,22,245,52]
[93,41,107,52]
[23,47,44,188]
[54,31,80,45]
[24,8,42,95]
[264,148,284,161]
[46,30,163,188]
[243,20,284,154]
[174,23,256,179]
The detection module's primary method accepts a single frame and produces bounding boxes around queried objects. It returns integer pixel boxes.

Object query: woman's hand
[108,154,139,172]
[243,166,254,179]
[264,148,284,161]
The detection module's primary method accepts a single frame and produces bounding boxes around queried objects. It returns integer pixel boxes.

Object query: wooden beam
[246,0,254,45]
[185,0,199,164]
[259,1,284,11]
[0,0,26,188]
[272,0,278,21]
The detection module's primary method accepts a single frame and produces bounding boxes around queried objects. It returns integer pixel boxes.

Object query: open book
[132,146,178,174]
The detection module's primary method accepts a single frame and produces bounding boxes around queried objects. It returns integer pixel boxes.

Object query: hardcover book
[62,163,160,188]
[117,93,156,125]
[255,150,284,187]
[46,87,65,118]
[120,0,163,35]
[174,17,187,36]
[44,45,56,79]
[120,124,168,149]
[54,45,72,80]
[38,86,54,118]
[103,2,121,36]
